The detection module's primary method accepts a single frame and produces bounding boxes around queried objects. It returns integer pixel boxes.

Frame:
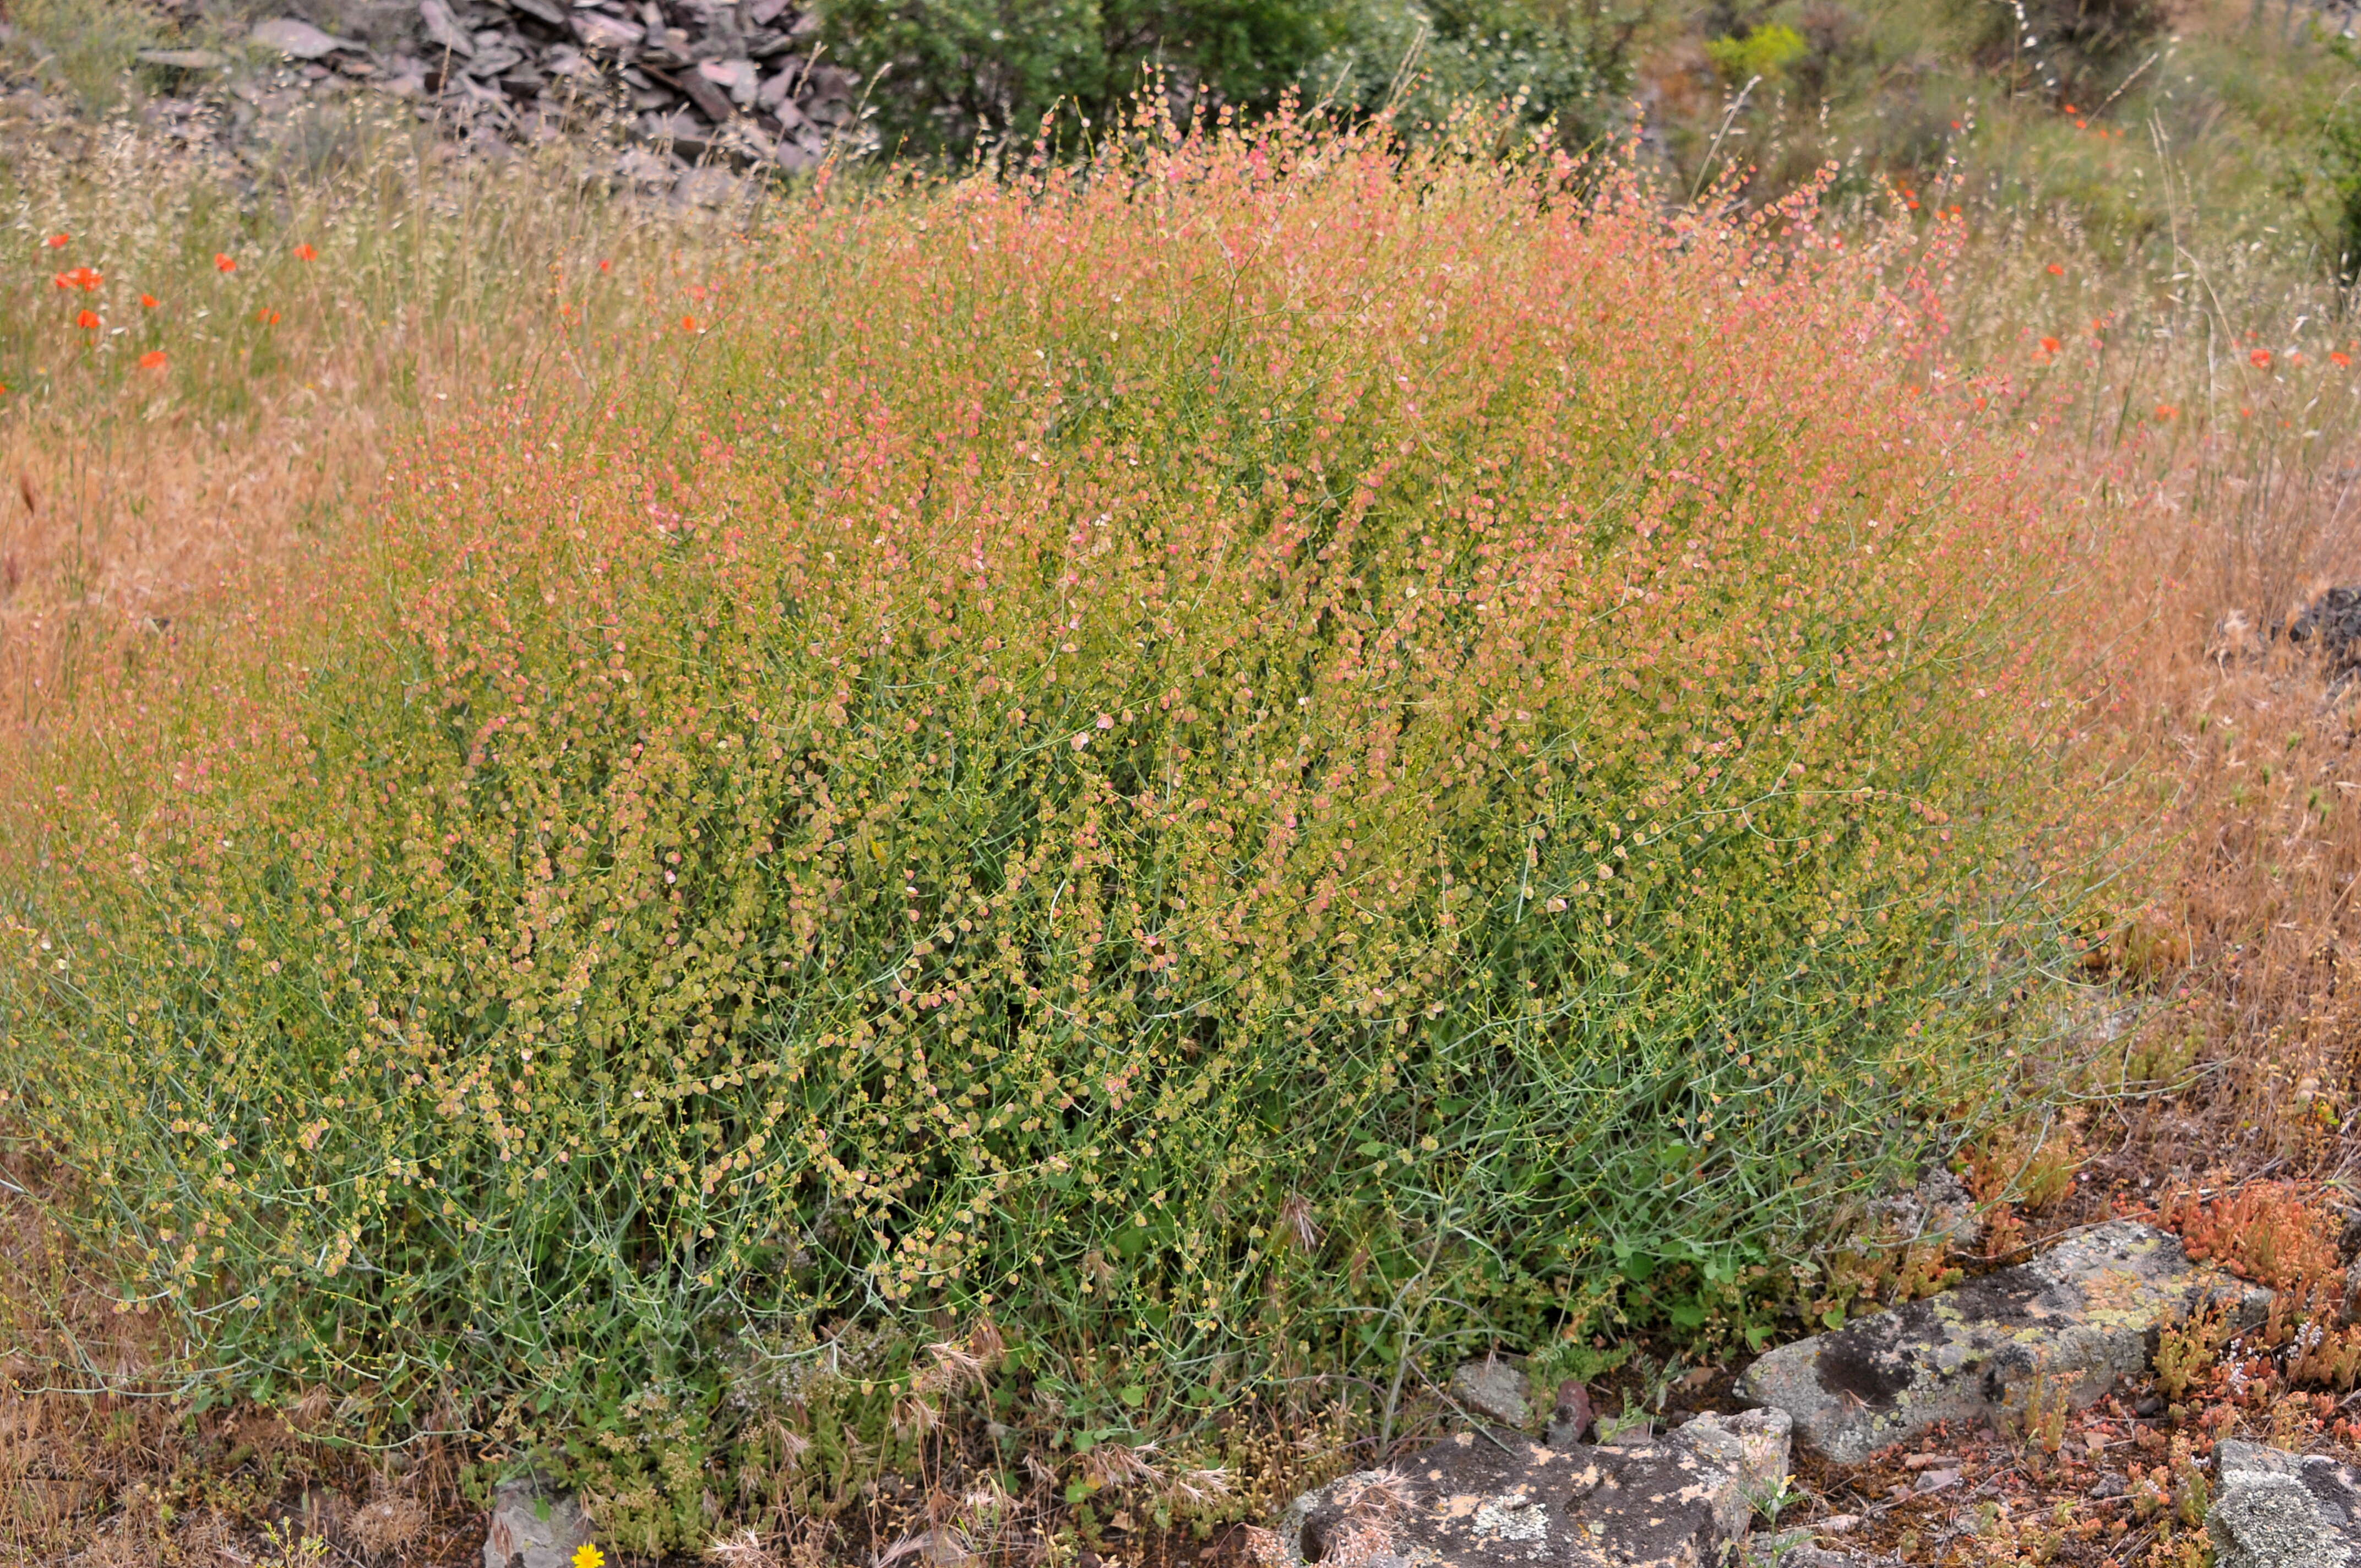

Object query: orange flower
[680,315,703,333]
[2336,351,2353,368]
[2046,263,2064,276]
[75,309,99,330]
[255,308,280,325]
[2155,404,2177,420]
[139,350,167,369]
[44,233,68,249]
[140,294,158,309]
[599,259,613,273]
[214,253,237,273]
[2251,348,2273,369]
[2063,103,2078,114]
[2039,335,2061,356]
[293,243,316,262]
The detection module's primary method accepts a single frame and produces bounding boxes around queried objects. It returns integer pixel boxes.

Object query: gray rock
[699,56,758,107]
[570,10,643,51]
[419,0,475,56]
[1450,1357,1532,1429]
[1271,1409,1790,1568]
[1868,1168,1981,1252]
[290,0,420,47]
[251,18,362,57]
[483,1480,592,1568]
[1752,1546,1881,1568]
[1737,1220,2268,1464]
[2208,1441,2361,1568]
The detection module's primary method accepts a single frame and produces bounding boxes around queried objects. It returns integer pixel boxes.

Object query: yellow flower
[572,1546,605,1568]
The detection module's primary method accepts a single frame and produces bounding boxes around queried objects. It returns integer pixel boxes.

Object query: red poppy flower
[2251,349,2272,369]
[44,233,68,249]
[2046,263,2064,276]
[293,243,316,262]
[2039,336,2061,356]
[2155,404,2177,420]
[2063,103,2078,114]
[75,309,99,330]
[680,315,702,333]
[140,294,158,309]
[599,259,613,273]
[215,253,237,273]
[2336,352,2353,368]
[53,266,101,292]
[139,350,167,369]
[255,308,280,325]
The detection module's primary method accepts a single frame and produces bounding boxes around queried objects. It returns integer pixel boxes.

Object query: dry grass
[0,100,758,808]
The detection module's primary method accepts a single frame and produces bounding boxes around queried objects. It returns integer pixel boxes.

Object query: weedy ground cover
[0,105,2111,1554]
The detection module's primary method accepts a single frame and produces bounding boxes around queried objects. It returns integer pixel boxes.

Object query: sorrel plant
[1,114,2097,1545]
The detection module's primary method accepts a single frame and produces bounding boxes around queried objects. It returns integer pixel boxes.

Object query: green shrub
[1955,0,2166,97]
[817,0,1351,153]
[2,115,2092,1548]
[1316,0,1644,151]
[1705,21,1807,85]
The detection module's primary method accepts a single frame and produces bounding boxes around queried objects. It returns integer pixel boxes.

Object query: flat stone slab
[2209,1440,2361,1568]
[136,48,229,69]
[1270,1409,1789,1568]
[1737,1220,2267,1464]
[250,17,362,56]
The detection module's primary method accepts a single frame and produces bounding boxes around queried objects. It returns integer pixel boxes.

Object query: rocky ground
[465,1187,2361,1568]
[1239,1211,2361,1568]
[0,0,871,205]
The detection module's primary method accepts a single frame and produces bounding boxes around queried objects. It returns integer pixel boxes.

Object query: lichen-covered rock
[1451,1358,1534,1429]
[1269,1409,1789,1568]
[1737,1221,2267,1464]
[2207,1440,2361,1568]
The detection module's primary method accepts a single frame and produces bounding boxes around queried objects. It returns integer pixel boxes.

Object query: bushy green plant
[1705,21,1806,85]
[816,0,1351,152]
[1315,0,1645,151]
[2,114,2094,1548]
[1952,0,2166,97]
